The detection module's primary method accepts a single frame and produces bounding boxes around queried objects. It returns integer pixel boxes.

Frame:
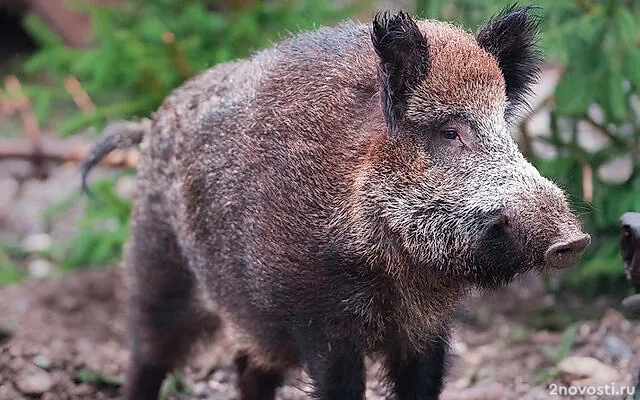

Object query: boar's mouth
[466,211,591,288]
[467,214,536,288]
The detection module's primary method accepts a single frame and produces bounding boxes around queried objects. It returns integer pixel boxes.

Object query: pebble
[15,370,53,394]
[192,381,209,396]
[115,176,137,199]
[22,233,52,253]
[0,322,15,345]
[557,356,621,385]
[598,335,632,362]
[32,354,51,370]
[0,177,18,213]
[442,381,511,400]
[71,383,95,396]
[28,259,53,278]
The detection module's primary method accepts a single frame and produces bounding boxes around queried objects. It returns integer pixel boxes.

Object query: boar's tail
[80,118,151,194]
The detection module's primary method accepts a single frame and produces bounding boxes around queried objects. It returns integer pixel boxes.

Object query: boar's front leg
[386,333,448,400]
[234,353,284,400]
[297,331,366,400]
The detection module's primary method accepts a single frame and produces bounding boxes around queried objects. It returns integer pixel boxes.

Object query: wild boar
[82,6,590,400]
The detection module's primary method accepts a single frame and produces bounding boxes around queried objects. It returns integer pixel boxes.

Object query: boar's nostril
[496,214,509,227]
[487,213,510,230]
[544,234,591,269]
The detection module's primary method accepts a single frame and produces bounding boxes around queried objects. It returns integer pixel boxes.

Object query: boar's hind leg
[125,212,218,400]
[234,353,284,400]
[386,334,448,400]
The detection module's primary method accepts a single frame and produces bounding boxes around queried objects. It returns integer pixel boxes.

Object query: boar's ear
[476,5,542,118]
[372,11,430,136]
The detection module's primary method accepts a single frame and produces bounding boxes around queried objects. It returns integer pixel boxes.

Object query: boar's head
[349,6,590,288]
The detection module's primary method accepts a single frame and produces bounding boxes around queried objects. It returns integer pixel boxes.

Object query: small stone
[28,259,53,278]
[209,369,234,384]
[0,321,16,345]
[600,309,625,329]
[0,177,18,211]
[32,354,51,370]
[72,383,95,396]
[442,381,512,400]
[557,356,621,385]
[192,381,209,396]
[599,335,632,362]
[15,370,53,394]
[22,233,52,253]
[9,357,26,372]
[115,176,137,199]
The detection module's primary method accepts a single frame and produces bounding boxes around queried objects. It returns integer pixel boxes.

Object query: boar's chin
[466,223,540,289]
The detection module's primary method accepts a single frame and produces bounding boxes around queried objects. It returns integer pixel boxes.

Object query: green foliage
[0,252,25,286]
[74,368,123,388]
[53,178,132,270]
[534,0,640,296]
[541,323,579,362]
[419,0,640,297]
[159,373,191,400]
[0,240,28,286]
[23,0,358,135]
[534,323,579,384]
[415,0,502,29]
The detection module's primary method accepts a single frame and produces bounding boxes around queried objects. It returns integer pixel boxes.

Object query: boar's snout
[544,233,591,269]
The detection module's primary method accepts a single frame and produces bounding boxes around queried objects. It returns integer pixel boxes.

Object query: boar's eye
[441,128,458,140]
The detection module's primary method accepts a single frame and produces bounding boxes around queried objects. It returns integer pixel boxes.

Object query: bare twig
[0,137,139,168]
[4,75,46,178]
[582,113,628,147]
[64,76,96,112]
[517,95,554,158]
[575,0,596,12]
[581,162,593,202]
[162,32,193,80]
[5,76,40,146]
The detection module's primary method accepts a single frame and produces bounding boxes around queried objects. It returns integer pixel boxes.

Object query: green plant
[0,254,25,286]
[51,178,132,270]
[534,0,640,296]
[534,323,579,384]
[415,0,503,29]
[22,0,359,135]
[74,368,124,388]
[0,240,28,286]
[159,373,191,400]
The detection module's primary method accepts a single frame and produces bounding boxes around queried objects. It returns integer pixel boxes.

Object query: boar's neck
[308,244,465,352]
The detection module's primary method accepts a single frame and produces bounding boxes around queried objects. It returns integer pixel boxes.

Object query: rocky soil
[0,267,638,400]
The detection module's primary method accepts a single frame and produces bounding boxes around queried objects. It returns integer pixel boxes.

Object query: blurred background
[0,0,639,399]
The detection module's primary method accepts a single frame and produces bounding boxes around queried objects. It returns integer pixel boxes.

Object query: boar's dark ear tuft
[476,5,542,119]
[372,11,430,136]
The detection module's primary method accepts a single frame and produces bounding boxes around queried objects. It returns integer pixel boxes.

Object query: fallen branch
[0,137,139,168]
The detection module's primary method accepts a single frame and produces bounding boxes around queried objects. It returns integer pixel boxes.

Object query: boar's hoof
[544,234,591,269]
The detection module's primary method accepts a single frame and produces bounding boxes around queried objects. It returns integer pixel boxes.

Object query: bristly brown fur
[79,8,588,400]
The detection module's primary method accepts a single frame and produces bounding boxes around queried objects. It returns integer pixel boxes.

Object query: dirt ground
[0,267,638,400]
